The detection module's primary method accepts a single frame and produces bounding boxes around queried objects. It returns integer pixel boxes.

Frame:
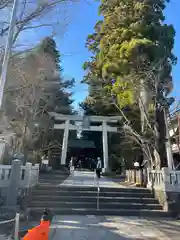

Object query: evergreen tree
[33,37,75,151]
[82,0,176,168]
[38,37,74,115]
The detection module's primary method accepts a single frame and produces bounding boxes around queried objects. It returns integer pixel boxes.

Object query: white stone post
[34,164,40,185]
[6,160,21,206]
[102,120,109,172]
[146,168,152,189]
[61,120,69,165]
[25,162,32,188]
[163,107,174,170]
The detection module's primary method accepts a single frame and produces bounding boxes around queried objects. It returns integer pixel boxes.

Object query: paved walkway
[50,215,180,240]
[61,170,125,188]
[50,170,180,239]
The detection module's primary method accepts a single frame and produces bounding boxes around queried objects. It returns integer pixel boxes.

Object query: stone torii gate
[49,112,121,172]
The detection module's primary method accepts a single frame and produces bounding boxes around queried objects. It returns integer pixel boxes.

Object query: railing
[0,163,39,188]
[94,171,100,210]
[126,169,136,183]
[125,169,147,186]
[0,213,20,240]
[147,169,164,187]
[0,141,6,163]
[147,168,180,191]
[97,184,100,210]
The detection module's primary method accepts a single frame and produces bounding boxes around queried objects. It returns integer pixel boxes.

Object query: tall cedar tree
[82,0,176,167]
[34,37,75,151]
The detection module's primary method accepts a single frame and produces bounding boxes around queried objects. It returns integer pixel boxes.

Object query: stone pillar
[102,121,109,172]
[6,159,21,206]
[162,167,171,189]
[163,107,174,169]
[25,162,32,188]
[146,168,152,188]
[60,120,69,165]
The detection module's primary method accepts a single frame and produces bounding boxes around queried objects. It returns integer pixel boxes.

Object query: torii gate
[48,112,121,172]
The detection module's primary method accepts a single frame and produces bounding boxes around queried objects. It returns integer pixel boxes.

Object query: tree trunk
[21,119,28,164]
[155,106,168,168]
[139,81,151,167]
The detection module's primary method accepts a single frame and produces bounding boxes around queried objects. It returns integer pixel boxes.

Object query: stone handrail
[147,168,180,192]
[0,163,39,188]
[125,169,147,186]
[0,141,6,163]
[147,169,164,185]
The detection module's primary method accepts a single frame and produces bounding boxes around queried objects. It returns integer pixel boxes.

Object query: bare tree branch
[0,0,12,10]
[109,58,174,169]
[0,0,79,49]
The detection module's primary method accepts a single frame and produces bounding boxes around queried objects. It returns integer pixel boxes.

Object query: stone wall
[153,188,168,211]
[153,188,180,217]
[166,191,180,217]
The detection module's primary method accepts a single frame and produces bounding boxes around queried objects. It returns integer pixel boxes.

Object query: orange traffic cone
[23,220,50,240]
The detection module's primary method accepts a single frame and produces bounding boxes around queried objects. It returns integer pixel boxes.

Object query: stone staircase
[38,168,69,185]
[29,173,170,218]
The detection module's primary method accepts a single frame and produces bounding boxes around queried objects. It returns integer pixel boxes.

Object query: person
[69,156,74,173]
[96,157,102,179]
[40,154,49,172]
[78,159,82,169]
[69,156,73,167]
[91,158,96,171]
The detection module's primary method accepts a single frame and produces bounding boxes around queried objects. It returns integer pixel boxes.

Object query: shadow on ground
[50,215,180,240]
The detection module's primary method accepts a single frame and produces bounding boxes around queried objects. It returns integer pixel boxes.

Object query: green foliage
[82,0,176,110]
[39,37,61,68]
[37,37,74,115]
[32,38,75,150]
[81,0,176,169]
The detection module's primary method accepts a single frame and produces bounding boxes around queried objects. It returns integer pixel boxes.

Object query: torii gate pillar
[60,120,69,165]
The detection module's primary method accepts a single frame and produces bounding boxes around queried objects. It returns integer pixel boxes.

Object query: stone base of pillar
[57,164,67,169]
[147,182,153,189]
[102,167,110,174]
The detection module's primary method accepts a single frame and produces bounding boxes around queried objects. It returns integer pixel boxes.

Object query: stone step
[39,175,68,179]
[39,175,69,181]
[29,201,162,210]
[34,189,153,198]
[39,172,69,176]
[31,195,158,204]
[29,207,170,218]
[40,169,69,173]
[36,185,151,193]
[38,180,67,184]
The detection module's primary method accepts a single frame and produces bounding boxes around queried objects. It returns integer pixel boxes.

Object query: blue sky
[16,0,180,109]
[57,1,100,109]
[164,0,180,105]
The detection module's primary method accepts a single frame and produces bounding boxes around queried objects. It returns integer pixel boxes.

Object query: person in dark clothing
[91,158,96,171]
[96,157,102,179]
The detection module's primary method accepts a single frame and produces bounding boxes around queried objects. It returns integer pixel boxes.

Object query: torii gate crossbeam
[49,112,121,172]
